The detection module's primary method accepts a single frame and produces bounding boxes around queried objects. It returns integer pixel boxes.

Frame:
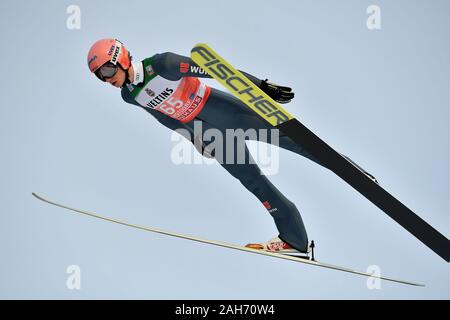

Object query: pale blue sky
[1,0,449,298]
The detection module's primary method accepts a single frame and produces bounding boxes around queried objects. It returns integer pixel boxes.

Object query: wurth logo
[179,63,208,75]
[263,201,278,213]
[180,63,189,73]
[189,65,208,75]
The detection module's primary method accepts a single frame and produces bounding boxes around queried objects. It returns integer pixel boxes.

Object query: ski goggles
[95,62,119,81]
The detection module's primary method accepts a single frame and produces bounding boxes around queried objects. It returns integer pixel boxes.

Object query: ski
[32,192,423,286]
[191,43,450,263]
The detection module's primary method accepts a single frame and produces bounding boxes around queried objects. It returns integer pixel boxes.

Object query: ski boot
[245,237,315,260]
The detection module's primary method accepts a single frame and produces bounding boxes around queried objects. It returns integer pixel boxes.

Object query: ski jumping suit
[121,52,367,252]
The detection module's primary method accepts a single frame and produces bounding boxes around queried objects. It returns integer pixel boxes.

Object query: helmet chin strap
[119,51,133,88]
[124,68,132,85]
[119,65,131,88]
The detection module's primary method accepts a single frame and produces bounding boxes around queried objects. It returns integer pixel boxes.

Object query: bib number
[158,97,184,115]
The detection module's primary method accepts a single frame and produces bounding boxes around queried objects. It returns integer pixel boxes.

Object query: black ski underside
[278,119,450,262]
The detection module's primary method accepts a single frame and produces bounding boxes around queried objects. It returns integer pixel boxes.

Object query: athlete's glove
[259,79,295,104]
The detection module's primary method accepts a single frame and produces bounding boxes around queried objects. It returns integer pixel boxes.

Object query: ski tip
[32,192,45,202]
[417,283,426,287]
[191,43,210,53]
[397,280,426,287]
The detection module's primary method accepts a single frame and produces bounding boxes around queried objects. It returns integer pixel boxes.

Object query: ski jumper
[121,52,363,252]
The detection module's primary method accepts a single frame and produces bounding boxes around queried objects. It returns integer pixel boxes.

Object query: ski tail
[278,119,450,263]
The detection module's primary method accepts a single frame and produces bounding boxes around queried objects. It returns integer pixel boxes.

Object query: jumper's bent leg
[217,139,309,252]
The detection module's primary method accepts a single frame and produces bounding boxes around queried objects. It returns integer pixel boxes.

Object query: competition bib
[129,59,210,123]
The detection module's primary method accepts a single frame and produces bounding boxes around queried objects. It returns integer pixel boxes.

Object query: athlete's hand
[259,79,295,104]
